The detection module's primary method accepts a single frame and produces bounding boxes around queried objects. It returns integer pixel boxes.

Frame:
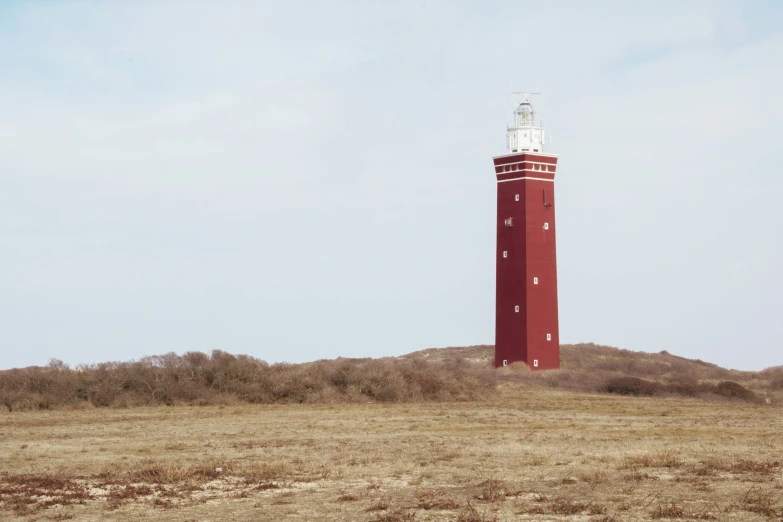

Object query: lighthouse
[492,94,560,370]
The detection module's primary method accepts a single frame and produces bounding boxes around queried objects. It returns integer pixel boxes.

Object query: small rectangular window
[546,333,552,341]
[514,305,519,313]
[533,359,539,367]
[533,277,539,285]
[544,222,549,230]
[503,360,508,367]
[515,194,520,201]
[502,251,508,258]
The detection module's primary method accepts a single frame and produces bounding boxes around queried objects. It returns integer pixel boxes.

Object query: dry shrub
[367,498,391,512]
[416,489,460,510]
[337,493,359,502]
[651,503,717,520]
[694,457,780,476]
[371,509,417,522]
[580,470,608,489]
[623,471,658,482]
[651,504,686,519]
[106,484,154,500]
[0,351,495,410]
[604,377,662,396]
[713,381,759,401]
[2,343,776,410]
[475,479,507,502]
[550,497,589,514]
[624,450,683,469]
[521,496,602,516]
[741,486,778,517]
[455,502,498,522]
[603,376,759,403]
[251,482,280,491]
[128,459,232,484]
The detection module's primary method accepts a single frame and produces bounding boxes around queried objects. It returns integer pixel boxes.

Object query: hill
[407,343,781,403]
[1,343,780,411]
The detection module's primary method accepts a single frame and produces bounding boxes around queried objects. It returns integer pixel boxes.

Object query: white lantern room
[507,100,546,154]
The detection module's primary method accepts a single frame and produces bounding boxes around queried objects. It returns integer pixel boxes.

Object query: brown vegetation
[0,343,779,411]
[603,376,762,402]
[0,351,493,411]
[410,343,779,404]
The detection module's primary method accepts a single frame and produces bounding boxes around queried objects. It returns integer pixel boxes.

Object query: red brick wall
[493,153,560,370]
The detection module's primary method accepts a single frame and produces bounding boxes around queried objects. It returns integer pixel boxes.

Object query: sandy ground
[1,386,781,521]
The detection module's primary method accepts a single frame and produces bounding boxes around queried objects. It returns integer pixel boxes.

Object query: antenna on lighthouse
[511,91,541,104]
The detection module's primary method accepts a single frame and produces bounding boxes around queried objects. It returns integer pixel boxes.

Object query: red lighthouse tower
[492,94,559,370]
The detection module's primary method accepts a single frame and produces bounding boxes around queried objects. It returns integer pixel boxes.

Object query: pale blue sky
[1,1,782,371]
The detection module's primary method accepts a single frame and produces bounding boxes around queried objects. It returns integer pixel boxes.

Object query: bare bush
[1,343,776,410]
[0,351,495,410]
[604,377,662,396]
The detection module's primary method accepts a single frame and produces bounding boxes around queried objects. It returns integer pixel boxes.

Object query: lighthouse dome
[516,102,534,114]
[514,102,536,126]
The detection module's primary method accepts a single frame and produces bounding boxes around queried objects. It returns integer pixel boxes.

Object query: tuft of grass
[651,503,717,520]
[623,470,658,482]
[337,493,359,502]
[693,457,781,476]
[416,489,461,510]
[366,498,391,512]
[623,450,684,469]
[455,502,498,522]
[370,508,417,521]
[475,479,507,502]
[741,486,778,517]
[651,504,686,519]
[128,459,231,483]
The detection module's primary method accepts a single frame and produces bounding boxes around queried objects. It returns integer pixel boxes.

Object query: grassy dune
[1,343,781,410]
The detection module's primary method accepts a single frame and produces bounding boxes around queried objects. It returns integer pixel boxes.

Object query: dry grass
[0,385,782,521]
